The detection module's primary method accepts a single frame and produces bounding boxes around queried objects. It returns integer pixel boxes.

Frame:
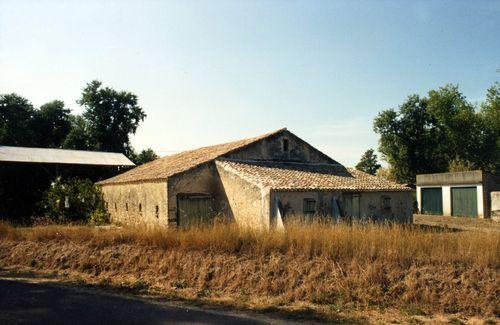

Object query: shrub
[39,177,109,224]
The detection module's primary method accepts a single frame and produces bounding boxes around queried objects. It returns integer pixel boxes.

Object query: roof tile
[216,159,412,192]
[99,128,285,185]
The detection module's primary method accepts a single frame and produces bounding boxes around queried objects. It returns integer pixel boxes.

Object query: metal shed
[0,146,134,219]
[0,146,134,166]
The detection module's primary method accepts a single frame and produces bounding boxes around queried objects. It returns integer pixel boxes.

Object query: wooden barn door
[177,194,214,228]
[451,187,477,217]
[421,187,443,215]
[343,193,360,218]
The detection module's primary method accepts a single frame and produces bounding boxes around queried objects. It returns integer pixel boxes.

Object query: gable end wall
[224,130,336,164]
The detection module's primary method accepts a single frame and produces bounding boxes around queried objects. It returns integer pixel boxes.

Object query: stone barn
[99,128,413,229]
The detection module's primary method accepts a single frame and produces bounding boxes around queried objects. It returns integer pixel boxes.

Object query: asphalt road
[0,278,289,325]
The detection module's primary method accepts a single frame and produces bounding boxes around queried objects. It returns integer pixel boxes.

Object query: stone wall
[271,190,413,223]
[358,191,413,223]
[167,163,230,226]
[225,130,335,164]
[216,164,267,230]
[101,181,168,227]
[491,191,500,220]
[271,191,340,219]
[483,174,500,219]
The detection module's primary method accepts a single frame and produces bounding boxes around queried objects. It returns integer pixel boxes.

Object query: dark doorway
[176,194,214,228]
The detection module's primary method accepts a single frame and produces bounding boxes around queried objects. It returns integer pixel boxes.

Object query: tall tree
[33,100,71,148]
[376,167,397,182]
[78,80,146,155]
[477,82,500,173]
[130,148,159,165]
[355,149,381,175]
[374,84,498,185]
[0,94,37,146]
[62,115,96,151]
[426,84,478,167]
[374,94,436,184]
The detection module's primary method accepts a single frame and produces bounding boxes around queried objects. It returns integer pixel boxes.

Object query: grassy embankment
[0,220,498,323]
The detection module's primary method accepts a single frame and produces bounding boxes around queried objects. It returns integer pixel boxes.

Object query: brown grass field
[1,219,499,324]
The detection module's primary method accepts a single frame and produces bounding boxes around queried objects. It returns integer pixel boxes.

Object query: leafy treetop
[355,149,381,175]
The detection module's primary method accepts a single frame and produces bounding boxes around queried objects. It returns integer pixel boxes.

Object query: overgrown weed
[1,219,498,267]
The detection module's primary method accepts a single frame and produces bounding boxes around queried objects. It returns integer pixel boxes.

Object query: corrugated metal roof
[0,146,135,166]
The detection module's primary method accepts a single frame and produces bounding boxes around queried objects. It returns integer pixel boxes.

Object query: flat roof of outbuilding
[0,146,135,166]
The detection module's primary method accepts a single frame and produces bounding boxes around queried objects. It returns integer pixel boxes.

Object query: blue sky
[1,0,499,166]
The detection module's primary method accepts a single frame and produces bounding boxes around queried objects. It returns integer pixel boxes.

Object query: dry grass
[1,220,499,320]
[414,214,500,233]
[1,220,498,266]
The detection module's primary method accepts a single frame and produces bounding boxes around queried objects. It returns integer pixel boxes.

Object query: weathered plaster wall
[271,191,341,219]
[225,130,335,164]
[271,190,413,223]
[491,191,500,220]
[483,173,500,219]
[442,186,452,216]
[416,171,483,186]
[358,191,413,223]
[101,181,168,227]
[167,163,229,226]
[216,164,266,230]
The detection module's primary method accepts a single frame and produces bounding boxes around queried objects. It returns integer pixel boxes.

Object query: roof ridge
[215,160,265,189]
[173,127,286,159]
[217,157,344,167]
[99,128,286,185]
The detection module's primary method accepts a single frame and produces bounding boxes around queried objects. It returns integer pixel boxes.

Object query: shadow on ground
[0,275,366,324]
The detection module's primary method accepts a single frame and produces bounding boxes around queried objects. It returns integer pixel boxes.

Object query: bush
[39,177,109,224]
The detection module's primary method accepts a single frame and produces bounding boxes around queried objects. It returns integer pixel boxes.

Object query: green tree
[131,148,159,165]
[40,177,109,224]
[33,100,71,148]
[78,80,146,155]
[376,167,397,182]
[374,84,499,185]
[355,149,381,175]
[448,158,476,172]
[374,94,436,184]
[0,94,37,146]
[477,82,500,173]
[62,115,96,150]
[426,84,478,168]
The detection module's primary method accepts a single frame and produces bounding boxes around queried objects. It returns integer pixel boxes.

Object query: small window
[139,203,142,213]
[126,203,128,211]
[303,199,316,214]
[383,196,391,209]
[155,205,159,218]
[283,138,289,152]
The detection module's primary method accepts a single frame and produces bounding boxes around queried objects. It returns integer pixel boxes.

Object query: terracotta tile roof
[216,159,412,192]
[98,128,286,185]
